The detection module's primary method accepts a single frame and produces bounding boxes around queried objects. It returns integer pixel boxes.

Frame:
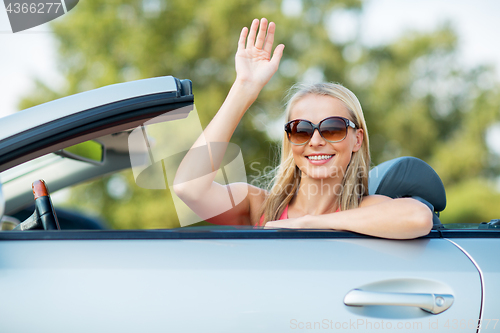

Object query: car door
[0,230,482,333]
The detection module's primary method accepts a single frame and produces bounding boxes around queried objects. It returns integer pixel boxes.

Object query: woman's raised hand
[235,18,285,89]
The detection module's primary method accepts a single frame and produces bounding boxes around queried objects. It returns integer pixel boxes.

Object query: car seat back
[368,156,446,226]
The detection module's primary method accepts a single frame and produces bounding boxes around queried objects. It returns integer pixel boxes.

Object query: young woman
[174,18,433,239]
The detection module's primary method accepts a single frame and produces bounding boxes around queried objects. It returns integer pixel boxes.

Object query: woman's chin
[303,169,335,180]
[302,165,345,180]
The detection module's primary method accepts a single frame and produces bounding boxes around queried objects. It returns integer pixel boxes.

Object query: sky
[1,0,500,124]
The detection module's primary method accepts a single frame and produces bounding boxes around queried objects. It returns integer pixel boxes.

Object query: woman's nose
[308,128,326,146]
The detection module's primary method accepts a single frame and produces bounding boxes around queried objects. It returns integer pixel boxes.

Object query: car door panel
[0,237,481,333]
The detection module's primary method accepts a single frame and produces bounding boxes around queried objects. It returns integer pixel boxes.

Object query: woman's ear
[352,129,364,152]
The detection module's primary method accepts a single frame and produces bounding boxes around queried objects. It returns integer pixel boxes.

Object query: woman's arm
[264,196,434,239]
[174,18,284,224]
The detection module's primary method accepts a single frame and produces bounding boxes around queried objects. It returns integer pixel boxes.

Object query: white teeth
[307,155,333,160]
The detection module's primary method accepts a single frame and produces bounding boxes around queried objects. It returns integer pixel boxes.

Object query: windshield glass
[1,154,62,183]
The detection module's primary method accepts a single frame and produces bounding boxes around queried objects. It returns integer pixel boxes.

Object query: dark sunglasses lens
[288,120,313,144]
[320,118,347,142]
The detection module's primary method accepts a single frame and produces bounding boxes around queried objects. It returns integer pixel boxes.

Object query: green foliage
[64,140,104,162]
[441,178,500,224]
[19,0,500,227]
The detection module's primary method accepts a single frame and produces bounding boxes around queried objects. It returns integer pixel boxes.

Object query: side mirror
[54,140,105,165]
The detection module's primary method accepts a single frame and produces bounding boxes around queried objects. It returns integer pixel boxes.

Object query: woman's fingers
[242,18,282,59]
[246,19,259,49]
[254,18,268,49]
[237,27,248,52]
[270,43,285,68]
[262,21,276,54]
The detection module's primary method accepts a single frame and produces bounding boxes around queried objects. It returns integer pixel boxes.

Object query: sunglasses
[284,116,357,145]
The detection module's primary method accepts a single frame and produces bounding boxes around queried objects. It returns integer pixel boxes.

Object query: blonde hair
[260,82,370,223]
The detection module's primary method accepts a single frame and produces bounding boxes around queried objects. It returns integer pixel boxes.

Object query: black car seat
[368,156,446,226]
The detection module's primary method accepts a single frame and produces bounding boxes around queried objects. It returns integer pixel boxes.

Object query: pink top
[256,205,340,227]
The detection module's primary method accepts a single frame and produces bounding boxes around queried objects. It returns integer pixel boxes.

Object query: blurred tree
[19,0,500,227]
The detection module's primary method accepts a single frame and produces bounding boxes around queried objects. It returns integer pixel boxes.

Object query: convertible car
[0,76,498,332]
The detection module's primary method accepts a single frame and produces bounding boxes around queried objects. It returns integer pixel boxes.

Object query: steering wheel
[14,180,60,231]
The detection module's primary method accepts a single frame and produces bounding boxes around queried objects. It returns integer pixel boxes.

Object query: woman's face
[288,94,364,181]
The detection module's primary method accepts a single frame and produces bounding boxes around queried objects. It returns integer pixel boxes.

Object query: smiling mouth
[306,154,334,161]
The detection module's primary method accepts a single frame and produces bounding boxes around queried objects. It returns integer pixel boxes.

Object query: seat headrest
[368,157,446,214]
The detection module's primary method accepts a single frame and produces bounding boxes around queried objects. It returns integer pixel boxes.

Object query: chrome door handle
[344,289,454,314]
